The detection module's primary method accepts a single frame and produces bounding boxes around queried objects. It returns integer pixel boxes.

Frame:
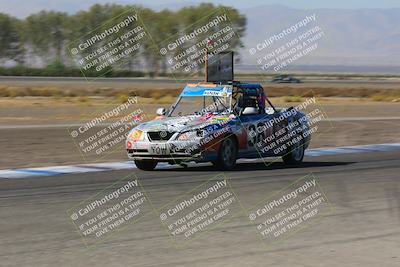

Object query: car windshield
[169,96,230,117]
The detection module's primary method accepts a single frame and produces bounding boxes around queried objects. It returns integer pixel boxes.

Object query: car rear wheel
[134,160,158,171]
[214,136,237,170]
[282,137,305,165]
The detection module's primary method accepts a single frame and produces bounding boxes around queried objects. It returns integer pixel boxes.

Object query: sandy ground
[0,96,399,124]
[0,97,399,169]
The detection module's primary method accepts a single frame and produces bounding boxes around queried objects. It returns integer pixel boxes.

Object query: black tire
[214,136,237,170]
[282,137,305,165]
[134,160,158,171]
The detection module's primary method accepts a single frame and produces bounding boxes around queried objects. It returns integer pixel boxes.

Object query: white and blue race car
[126,82,311,170]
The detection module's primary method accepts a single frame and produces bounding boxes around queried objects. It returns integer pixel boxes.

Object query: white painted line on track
[0,143,399,179]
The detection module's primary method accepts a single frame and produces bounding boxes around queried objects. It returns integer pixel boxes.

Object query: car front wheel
[134,160,158,171]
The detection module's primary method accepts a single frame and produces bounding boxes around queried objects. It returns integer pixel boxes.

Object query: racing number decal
[247,124,256,147]
[247,122,268,147]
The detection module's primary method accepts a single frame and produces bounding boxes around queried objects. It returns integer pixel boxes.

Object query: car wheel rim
[293,143,303,161]
[222,139,234,166]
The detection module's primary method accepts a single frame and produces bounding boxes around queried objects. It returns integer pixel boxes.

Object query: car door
[239,112,272,157]
[239,111,289,158]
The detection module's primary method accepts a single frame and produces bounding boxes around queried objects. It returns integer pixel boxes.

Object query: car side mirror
[242,107,258,115]
[156,108,166,116]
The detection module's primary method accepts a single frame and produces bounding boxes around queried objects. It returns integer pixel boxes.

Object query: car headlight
[129,129,144,141]
[177,129,204,141]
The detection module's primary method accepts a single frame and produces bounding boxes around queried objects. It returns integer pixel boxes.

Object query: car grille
[147,131,175,141]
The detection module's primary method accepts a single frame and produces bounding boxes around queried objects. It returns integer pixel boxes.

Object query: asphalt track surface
[1,150,399,266]
[1,76,400,88]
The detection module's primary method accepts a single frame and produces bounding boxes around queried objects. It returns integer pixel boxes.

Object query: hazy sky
[1,0,400,18]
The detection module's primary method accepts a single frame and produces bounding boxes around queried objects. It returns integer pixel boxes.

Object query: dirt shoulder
[0,97,399,169]
[0,96,399,125]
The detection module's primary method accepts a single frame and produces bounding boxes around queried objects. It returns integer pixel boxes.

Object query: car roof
[180,82,264,97]
[180,83,233,97]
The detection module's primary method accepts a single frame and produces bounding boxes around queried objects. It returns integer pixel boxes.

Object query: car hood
[136,114,232,133]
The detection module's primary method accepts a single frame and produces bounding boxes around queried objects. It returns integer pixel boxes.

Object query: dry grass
[77,96,90,103]
[264,86,396,98]
[115,93,129,103]
[283,96,303,102]
[1,84,400,102]
[370,94,400,102]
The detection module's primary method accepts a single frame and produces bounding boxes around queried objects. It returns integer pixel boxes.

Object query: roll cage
[166,82,276,117]
[231,83,277,115]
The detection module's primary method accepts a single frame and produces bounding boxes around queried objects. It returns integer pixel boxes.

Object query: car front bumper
[126,140,217,163]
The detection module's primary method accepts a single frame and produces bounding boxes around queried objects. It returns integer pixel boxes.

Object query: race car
[126,82,311,170]
[271,74,301,83]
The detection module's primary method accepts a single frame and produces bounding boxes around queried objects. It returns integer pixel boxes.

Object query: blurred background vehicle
[271,74,301,83]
